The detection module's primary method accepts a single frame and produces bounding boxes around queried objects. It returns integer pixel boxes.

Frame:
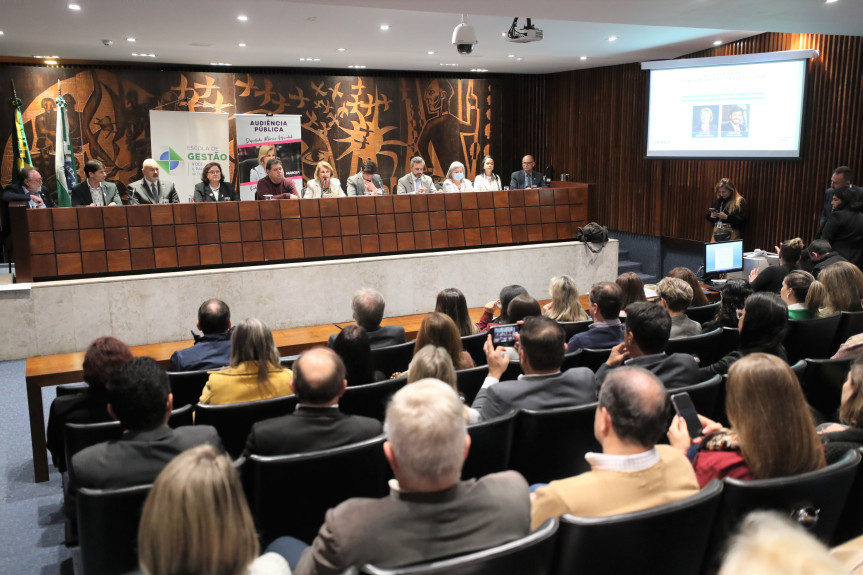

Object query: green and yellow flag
[9,96,32,175]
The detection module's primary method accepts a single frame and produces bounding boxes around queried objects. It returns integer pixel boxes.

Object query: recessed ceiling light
[44,60,58,65]
[427,51,435,55]
[607,36,618,42]
[238,43,246,47]
[68,4,81,10]
[713,40,722,46]
[210,62,232,66]
[126,37,135,42]
[470,68,488,72]
[379,24,390,30]
[337,48,346,52]
[237,15,248,21]
[516,57,524,62]
[580,56,587,60]
[131,53,156,57]
[439,63,459,67]
[826,0,838,3]
[34,55,60,59]
[507,54,515,58]
[347,65,366,69]
[0,31,4,35]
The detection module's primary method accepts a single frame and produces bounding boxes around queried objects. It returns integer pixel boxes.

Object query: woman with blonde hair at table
[303,160,345,198]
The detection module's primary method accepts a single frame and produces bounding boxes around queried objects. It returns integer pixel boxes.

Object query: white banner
[149,111,230,202]
[236,114,302,201]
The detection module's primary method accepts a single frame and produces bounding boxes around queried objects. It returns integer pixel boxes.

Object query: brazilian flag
[9,96,33,177]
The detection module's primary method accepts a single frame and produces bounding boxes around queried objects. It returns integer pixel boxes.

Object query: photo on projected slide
[721,104,749,138]
[691,105,719,138]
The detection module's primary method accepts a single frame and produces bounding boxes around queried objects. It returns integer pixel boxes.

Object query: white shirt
[443,178,474,193]
[584,448,660,471]
[474,173,501,192]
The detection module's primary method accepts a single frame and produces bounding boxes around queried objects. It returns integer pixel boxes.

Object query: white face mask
[453,172,464,181]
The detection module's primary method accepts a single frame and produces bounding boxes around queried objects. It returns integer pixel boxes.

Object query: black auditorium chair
[360,518,559,575]
[56,382,89,396]
[552,481,723,575]
[462,411,516,480]
[560,349,583,372]
[457,365,490,405]
[790,359,806,381]
[461,331,490,367]
[167,369,212,409]
[242,435,389,546]
[575,348,613,372]
[718,327,739,357]
[802,355,860,421]
[666,374,722,421]
[340,375,408,421]
[77,483,151,575]
[784,314,842,365]
[833,447,863,545]
[371,340,416,378]
[666,327,723,366]
[559,319,592,341]
[834,310,863,352]
[510,403,600,485]
[684,301,720,325]
[279,355,299,369]
[194,395,298,459]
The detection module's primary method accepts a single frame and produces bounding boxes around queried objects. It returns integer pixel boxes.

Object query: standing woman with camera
[707,177,748,242]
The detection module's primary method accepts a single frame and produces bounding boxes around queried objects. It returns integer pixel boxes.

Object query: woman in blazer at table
[193,162,238,202]
[473,155,503,192]
[304,160,345,198]
[442,161,474,193]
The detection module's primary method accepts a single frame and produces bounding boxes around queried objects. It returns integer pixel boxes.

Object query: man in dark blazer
[509,155,547,189]
[818,166,862,232]
[567,282,625,353]
[244,348,382,457]
[472,316,597,421]
[2,166,56,254]
[67,357,222,517]
[328,288,406,349]
[169,299,234,372]
[70,160,121,206]
[128,158,179,204]
[291,379,530,574]
[595,302,699,391]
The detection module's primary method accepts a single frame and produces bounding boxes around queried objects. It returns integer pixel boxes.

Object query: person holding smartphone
[706,177,747,242]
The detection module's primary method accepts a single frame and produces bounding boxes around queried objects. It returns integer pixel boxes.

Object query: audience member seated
[472,316,597,421]
[702,280,752,332]
[566,282,624,353]
[667,267,710,307]
[244,348,382,457]
[138,445,291,575]
[199,318,293,405]
[596,302,700,390]
[331,325,386,386]
[328,288,406,349]
[414,312,475,370]
[435,287,478,337]
[808,239,847,279]
[669,353,824,487]
[408,345,478,423]
[820,186,863,269]
[168,298,233,372]
[781,270,817,319]
[749,238,804,293]
[285,379,530,574]
[68,358,222,517]
[616,271,647,318]
[698,292,788,378]
[818,357,863,463]
[542,275,589,322]
[720,511,846,575]
[657,277,702,338]
[47,337,133,471]
[530,366,699,530]
[818,261,863,315]
[477,284,528,332]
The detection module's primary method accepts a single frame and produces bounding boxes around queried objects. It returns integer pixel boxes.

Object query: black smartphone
[491,324,519,347]
[670,393,702,439]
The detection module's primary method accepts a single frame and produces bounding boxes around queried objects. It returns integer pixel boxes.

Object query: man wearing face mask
[347,160,386,196]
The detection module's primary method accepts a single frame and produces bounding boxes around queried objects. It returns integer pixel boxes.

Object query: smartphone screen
[491,324,519,347]
[671,393,702,439]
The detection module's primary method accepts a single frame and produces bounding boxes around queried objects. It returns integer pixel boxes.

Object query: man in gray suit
[71,160,121,206]
[472,316,597,420]
[396,156,437,194]
[327,288,406,349]
[128,158,180,204]
[596,302,700,391]
[292,379,530,574]
[346,159,385,196]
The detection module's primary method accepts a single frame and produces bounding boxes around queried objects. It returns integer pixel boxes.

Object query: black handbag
[713,229,733,242]
[576,222,608,253]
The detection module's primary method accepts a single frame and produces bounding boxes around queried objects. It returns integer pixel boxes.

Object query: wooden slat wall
[526,32,863,250]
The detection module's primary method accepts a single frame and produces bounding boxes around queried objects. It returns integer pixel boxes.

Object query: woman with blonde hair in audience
[616,272,646,318]
[669,353,825,487]
[414,313,474,370]
[543,275,589,322]
[667,267,710,307]
[200,318,293,405]
[250,145,277,183]
[781,270,818,319]
[818,261,863,315]
[818,357,863,463]
[442,161,474,193]
[138,444,291,575]
[435,288,478,337]
[303,160,345,198]
[407,345,478,423]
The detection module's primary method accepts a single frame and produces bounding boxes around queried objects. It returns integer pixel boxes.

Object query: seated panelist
[347,160,386,196]
[396,156,437,194]
[442,161,474,193]
[129,158,180,204]
[71,160,121,206]
[304,160,345,198]
[510,155,546,189]
[255,159,299,200]
[193,162,238,202]
[474,155,502,192]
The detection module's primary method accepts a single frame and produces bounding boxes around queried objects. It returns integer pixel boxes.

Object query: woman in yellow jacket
[199,318,293,405]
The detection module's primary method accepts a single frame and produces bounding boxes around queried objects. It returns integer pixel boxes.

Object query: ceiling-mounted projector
[503,17,543,43]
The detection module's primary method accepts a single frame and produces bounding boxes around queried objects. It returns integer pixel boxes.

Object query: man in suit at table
[509,155,546,189]
[596,302,700,391]
[396,156,437,194]
[346,159,386,196]
[70,160,121,206]
[472,316,597,421]
[244,348,382,457]
[328,288,406,349]
[128,158,180,204]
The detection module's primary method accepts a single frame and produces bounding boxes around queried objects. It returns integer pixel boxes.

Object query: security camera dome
[452,17,477,55]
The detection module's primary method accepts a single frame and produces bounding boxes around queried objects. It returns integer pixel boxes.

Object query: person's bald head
[291,348,347,405]
[521,155,536,174]
[597,366,669,450]
[197,299,230,334]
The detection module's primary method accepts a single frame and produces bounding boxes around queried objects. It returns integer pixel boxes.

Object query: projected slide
[646,59,807,158]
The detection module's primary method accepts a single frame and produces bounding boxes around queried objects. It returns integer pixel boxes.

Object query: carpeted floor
[0,359,74,574]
